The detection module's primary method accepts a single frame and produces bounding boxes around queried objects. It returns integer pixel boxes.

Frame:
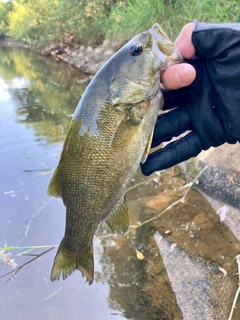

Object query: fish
[48,23,183,284]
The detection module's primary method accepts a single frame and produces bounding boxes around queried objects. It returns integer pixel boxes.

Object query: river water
[0,47,240,320]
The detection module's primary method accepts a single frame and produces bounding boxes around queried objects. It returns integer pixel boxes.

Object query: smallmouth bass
[48,23,182,284]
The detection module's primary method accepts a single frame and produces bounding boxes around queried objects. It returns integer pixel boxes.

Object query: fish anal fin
[47,165,62,198]
[50,239,94,285]
[105,196,130,235]
[141,129,154,164]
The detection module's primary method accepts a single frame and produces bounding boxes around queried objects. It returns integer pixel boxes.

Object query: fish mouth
[149,23,183,71]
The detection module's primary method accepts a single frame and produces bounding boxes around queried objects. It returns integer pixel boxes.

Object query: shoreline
[0,37,115,75]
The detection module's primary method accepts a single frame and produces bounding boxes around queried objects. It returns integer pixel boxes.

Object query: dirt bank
[40,40,115,75]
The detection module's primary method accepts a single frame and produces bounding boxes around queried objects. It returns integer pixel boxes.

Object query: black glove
[142,21,240,176]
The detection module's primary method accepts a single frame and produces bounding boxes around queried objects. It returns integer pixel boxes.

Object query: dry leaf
[136,250,144,260]
[164,230,171,235]
[0,251,17,268]
[219,267,227,277]
[216,205,228,222]
[169,243,177,253]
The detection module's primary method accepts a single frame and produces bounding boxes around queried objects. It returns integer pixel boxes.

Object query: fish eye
[128,44,143,56]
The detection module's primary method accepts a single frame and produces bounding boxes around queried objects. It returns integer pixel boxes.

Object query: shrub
[8,0,116,48]
[0,1,13,39]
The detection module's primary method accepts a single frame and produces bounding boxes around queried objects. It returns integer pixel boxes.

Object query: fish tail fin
[50,239,94,285]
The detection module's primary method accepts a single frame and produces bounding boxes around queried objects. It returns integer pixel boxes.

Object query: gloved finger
[141,131,203,176]
[162,86,190,111]
[152,108,193,147]
[193,21,240,60]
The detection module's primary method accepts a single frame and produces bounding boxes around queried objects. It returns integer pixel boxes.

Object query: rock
[102,39,110,47]
[155,233,235,320]
[94,47,103,55]
[71,51,77,58]
[191,213,214,229]
[77,52,84,59]
[186,144,240,208]
[185,143,240,240]
[75,60,85,69]
[144,191,176,209]
[60,55,69,62]
[202,194,240,241]
[104,49,114,57]
[86,46,93,53]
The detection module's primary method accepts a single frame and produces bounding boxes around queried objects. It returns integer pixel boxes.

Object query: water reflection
[0,46,240,320]
[0,47,88,143]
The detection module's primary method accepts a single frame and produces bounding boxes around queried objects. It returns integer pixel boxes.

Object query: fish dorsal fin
[47,165,62,198]
[141,129,154,164]
[105,196,130,235]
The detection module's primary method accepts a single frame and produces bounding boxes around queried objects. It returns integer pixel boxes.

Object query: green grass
[0,0,239,48]
[107,0,240,45]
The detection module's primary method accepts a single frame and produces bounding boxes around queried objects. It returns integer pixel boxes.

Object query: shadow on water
[0,47,240,320]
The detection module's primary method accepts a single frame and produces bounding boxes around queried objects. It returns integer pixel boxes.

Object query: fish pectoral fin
[47,165,62,198]
[128,105,146,124]
[51,238,94,285]
[141,129,154,164]
[105,196,130,235]
[110,78,145,105]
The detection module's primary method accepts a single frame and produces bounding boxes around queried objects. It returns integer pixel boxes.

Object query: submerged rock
[119,170,240,320]
[186,143,240,240]
[155,233,235,320]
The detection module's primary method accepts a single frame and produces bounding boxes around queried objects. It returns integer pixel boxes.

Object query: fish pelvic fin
[105,196,130,235]
[47,165,62,198]
[50,239,94,285]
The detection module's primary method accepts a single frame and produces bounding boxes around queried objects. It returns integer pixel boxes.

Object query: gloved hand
[142,20,240,176]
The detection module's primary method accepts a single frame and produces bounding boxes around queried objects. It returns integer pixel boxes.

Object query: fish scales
[48,23,183,284]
